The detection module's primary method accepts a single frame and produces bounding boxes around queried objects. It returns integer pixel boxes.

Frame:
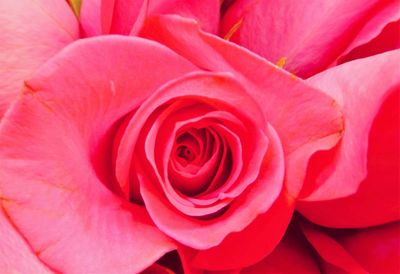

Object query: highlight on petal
[221,0,400,78]
[114,71,285,250]
[0,36,197,273]
[0,207,53,274]
[0,0,79,118]
[140,15,343,198]
[299,50,400,207]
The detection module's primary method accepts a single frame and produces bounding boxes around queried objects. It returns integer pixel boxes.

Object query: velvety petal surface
[241,224,320,274]
[189,191,294,270]
[299,50,400,217]
[0,207,53,273]
[0,36,197,273]
[300,222,368,273]
[0,0,79,117]
[140,15,343,198]
[336,222,400,273]
[221,0,400,78]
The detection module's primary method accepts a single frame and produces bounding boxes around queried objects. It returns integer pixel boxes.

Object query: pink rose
[0,1,399,273]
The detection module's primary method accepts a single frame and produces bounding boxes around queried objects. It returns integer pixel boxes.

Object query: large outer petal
[300,221,368,273]
[241,224,320,274]
[335,222,400,273]
[189,191,294,270]
[0,0,79,118]
[0,36,196,273]
[221,0,400,78]
[298,50,400,220]
[0,207,53,273]
[140,15,343,198]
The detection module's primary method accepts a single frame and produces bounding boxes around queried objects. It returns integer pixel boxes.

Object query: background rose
[0,1,399,273]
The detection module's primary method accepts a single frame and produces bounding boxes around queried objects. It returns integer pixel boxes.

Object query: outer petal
[148,0,220,34]
[79,0,220,36]
[0,0,79,117]
[339,20,400,64]
[300,221,368,273]
[299,50,400,207]
[140,15,343,198]
[0,36,196,273]
[188,191,294,270]
[241,225,320,274]
[221,0,400,78]
[336,222,400,273]
[0,207,53,273]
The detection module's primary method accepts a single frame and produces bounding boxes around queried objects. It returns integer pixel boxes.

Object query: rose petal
[0,36,196,273]
[336,222,400,273]
[0,207,53,273]
[125,73,282,249]
[0,0,78,118]
[140,15,343,198]
[240,224,320,274]
[189,191,294,270]
[299,50,400,204]
[300,221,368,273]
[221,0,400,77]
[148,0,220,34]
[339,20,400,64]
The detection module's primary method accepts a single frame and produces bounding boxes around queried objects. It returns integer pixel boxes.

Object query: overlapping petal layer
[221,0,400,78]
[0,36,197,273]
[140,15,344,198]
[298,50,400,227]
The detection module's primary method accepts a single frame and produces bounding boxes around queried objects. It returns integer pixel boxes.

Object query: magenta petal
[241,224,320,274]
[300,222,368,273]
[300,50,400,202]
[190,192,294,270]
[141,16,343,198]
[221,0,400,77]
[0,0,78,118]
[336,223,400,273]
[0,36,197,273]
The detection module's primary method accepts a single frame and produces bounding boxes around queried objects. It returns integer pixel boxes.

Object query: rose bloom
[0,1,399,273]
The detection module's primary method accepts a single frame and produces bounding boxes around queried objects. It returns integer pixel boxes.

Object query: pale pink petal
[79,0,102,36]
[0,0,78,118]
[300,50,400,202]
[0,36,196,273]
[140,16,343,198]
[221,0,399,78]
[0,207,53,273]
